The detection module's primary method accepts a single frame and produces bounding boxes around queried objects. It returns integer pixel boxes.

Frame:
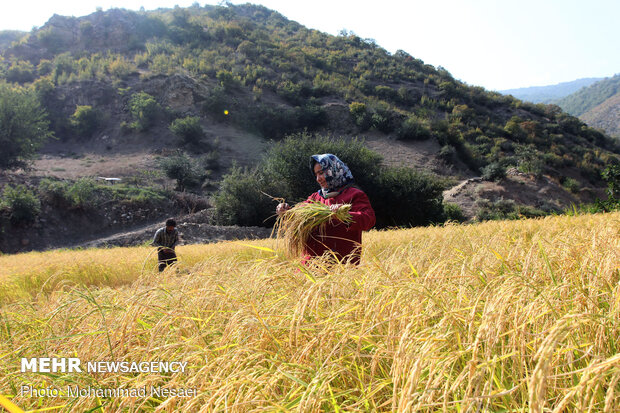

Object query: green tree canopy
[0,81,53,169]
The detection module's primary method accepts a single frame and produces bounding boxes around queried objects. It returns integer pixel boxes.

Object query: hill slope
[0,4,616,178]
[581,92,620,138]
[555,74,620,116]
[500,77,603,103]
[0,3,619,252]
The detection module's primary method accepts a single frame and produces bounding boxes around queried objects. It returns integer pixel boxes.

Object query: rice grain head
[274,200,352,256]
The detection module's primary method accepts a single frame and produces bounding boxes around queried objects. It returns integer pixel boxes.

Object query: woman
[277,154,375,265]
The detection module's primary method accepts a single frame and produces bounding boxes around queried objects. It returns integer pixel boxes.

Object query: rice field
[0,212,619,412]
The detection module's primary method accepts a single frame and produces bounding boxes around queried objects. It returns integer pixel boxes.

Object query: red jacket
[303,186,376,264]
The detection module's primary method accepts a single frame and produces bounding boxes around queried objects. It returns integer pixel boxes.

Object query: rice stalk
[274,200,353,256]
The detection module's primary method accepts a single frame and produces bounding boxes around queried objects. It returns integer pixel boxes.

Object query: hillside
[0,30,25,51]
[1,212,619,411]
[500,77,603,103]
[555,74,620,116]
[0,3,619,252]
[581,92,620,138]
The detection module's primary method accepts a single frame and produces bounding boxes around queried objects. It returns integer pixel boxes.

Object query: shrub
[0,185,41,224]
[107,56,135,79]
[349,102,371,131]
[442,202,466,222]
[214,134,447,228]
[261,134,382,203]
[602,164,620,199]
[439,145,457,163]
[38,178,72,207]
[128,91,160,131]
[481,162,506,181]
[212,166,277,227]
[158,152,203,192]
[515,145,545,178]
[371,166,445,227]
[169,116,206,149]
[216,70,240,90]
[397,116,431,141]
[475,198,547,221]
[562,177,581,194]
[202,86,229,119]
[70,105,99,138]
[6,60,36,84]
[296,102,327,131]
[67,178,97,208]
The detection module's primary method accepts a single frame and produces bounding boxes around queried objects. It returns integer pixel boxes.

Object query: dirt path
[79,210,272,248]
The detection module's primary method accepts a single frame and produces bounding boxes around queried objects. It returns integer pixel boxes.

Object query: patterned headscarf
[310,154,355,198]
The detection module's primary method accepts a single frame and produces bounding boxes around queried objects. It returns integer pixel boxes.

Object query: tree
[158,152,202,192]
[0,82,53,169]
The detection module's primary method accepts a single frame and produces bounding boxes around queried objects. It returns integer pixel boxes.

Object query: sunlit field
[1,212,619,412]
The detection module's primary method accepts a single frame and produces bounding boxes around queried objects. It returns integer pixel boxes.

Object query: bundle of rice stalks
[274,200,353,256]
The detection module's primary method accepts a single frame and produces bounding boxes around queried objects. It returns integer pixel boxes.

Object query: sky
[1,0,618,91]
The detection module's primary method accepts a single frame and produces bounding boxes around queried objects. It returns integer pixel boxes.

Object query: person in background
[152,218,178,272]
[277,153,376,265]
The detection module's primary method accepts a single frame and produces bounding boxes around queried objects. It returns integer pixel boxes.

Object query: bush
[439,145,457,163]
[562,177,581,194]
[67,178,97,208]
[602,164,620,199]
[349,102,371,130]
[169,116,206,149]
[158,152,203,192]
[128,92,160,131]
[6,60,36,83]
[70,105,99,138]
[371,166,445,227]
[397,116,431,141]
[213,134,447,228]
[481,162,506,181]
[0,185,41,224]
[212,166,277,227]
[38,178,72,207]
[442,202,466,222]
[261,134,382,203]
[475,198,547,221]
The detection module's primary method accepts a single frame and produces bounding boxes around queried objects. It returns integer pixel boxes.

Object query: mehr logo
[20,358,188,373]
[21,358,82,373]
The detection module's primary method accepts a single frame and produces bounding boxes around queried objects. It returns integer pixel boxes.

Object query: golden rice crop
[0,212,618,412]
[274,200,352,256]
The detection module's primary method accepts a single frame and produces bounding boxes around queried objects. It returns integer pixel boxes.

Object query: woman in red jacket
[277,154,376,264]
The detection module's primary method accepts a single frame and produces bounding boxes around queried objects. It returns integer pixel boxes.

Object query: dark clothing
[152,227,178,272]
[157,248,177,272]
[152,227,178,249]
[303,186,375,265]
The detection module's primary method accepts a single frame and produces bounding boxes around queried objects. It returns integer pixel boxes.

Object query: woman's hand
[276,202,290,216]
[329,204,343,223]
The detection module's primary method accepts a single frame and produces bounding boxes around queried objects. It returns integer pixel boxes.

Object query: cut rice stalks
[274,200,353,256]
